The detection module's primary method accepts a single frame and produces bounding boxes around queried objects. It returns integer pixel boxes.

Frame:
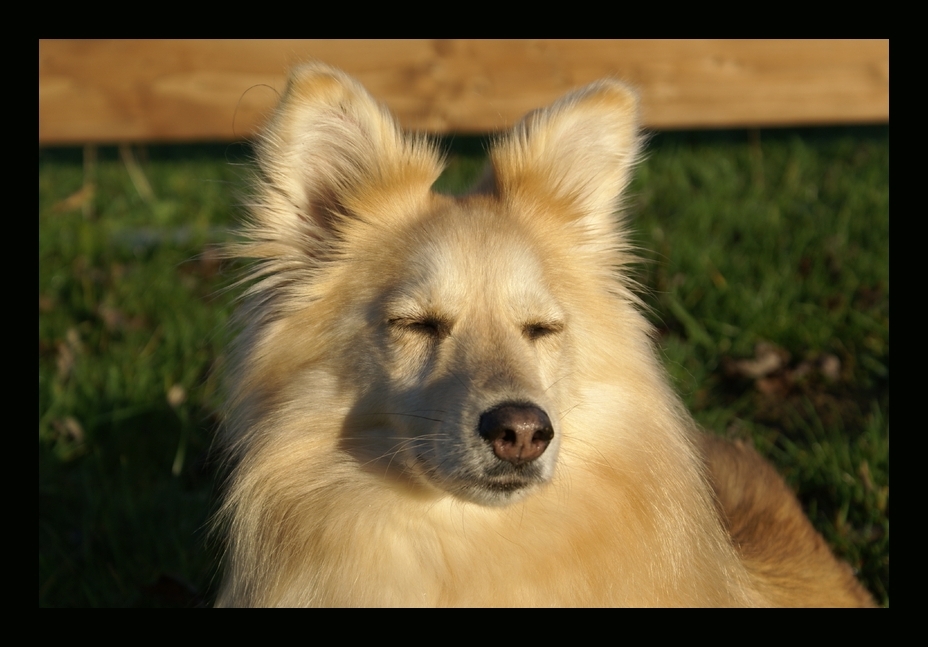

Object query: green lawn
[39,127,889,607]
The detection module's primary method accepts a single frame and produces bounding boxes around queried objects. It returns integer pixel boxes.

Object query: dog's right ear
[489,80,641,236]
[248,63,443,257]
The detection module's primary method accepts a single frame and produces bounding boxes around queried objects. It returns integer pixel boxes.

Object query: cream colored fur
[216,63,874,607]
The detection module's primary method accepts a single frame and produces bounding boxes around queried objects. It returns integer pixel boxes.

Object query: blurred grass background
[38,126,888,606]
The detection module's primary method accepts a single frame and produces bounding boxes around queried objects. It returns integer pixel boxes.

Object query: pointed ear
[251,63,443,251]
[489,80,641,224]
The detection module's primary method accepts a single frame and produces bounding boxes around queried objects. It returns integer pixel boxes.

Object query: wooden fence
[39,40,889,145]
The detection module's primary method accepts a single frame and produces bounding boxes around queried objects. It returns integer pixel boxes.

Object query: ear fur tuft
[249,63,444,256]
[489,80,642,223]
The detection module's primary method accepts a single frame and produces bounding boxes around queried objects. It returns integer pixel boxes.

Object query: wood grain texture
[39,40,889,144]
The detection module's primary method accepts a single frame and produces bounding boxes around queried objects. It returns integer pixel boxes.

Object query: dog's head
[234,63,642,506]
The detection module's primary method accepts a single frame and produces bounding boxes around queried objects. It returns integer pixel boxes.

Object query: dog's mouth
[456,478,542,506]
[485,479,531,492]
[437,461,553,506]
[410,449,549,505]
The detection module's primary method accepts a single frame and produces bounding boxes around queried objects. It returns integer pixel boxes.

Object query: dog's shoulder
[701,434,875,607]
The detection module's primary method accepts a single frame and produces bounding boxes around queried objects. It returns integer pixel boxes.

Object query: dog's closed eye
[389,315,451,340]
[522,321,563,341]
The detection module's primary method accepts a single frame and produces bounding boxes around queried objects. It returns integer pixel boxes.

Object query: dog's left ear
[489,80,641,226]
[247,63,443,259]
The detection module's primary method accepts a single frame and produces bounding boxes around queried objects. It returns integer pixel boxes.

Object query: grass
[38,127,888,607]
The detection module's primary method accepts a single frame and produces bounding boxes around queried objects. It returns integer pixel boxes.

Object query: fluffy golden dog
[216,64,874,607]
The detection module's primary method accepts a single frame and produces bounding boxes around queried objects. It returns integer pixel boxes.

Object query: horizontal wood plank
[39,40,889,144]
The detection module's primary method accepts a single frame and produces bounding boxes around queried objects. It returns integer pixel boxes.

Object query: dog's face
[243,63,640,508]
[341,199,571,506]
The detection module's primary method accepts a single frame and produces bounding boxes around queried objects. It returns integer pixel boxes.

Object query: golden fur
[216,63,874,607]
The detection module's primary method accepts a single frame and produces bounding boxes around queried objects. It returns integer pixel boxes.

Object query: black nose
[478,403,553,465]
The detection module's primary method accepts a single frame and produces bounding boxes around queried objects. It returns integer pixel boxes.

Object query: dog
[215,63,875,607]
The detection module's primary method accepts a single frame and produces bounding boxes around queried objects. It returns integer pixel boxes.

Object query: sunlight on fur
[215,63,875,607]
